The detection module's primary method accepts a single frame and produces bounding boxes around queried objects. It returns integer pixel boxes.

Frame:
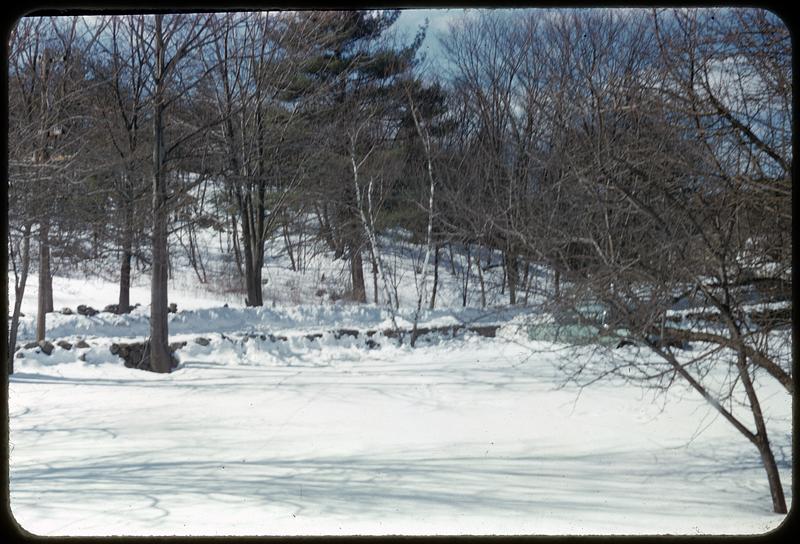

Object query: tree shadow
[10,442,784,535]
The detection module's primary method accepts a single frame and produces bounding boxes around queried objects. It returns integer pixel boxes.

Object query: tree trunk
[476,245,486,308]
[351,247,367,303]
[522,260,530,305]
[45,268,53,313]
[119,249,132,313]
[245,258,264,307]
[36,220,50,343]
[240,210,264,307]
[731,343,787,514]
[756,434,787,514]
[148,14,173,374]
[8,223,33,372]
[447,242,457,275]
[429,243,439,310]
[500,256,506,295]
[230,213,244,278]
[462,244,471,307]
[283,221,296,272]
[371,251,379,304]
[506,251,518,305]
[118,204,133,313]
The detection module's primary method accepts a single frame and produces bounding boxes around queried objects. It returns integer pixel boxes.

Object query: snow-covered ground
[7,233,792,536]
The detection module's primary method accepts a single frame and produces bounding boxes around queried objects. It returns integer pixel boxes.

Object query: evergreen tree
[290,10,424,302]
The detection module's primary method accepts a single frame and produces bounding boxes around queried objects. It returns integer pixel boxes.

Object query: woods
[6,8,792,517]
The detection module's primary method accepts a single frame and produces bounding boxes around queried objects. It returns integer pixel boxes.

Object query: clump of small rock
[103,304,135,314]
[77,305,99,317]
[110,340,186,372]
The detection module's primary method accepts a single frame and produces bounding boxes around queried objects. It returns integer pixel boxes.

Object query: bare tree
[148,13,220,372]
[8,16,105,344]
[204,12,313,306]
[526,8,791,514]
[91,15,153,313]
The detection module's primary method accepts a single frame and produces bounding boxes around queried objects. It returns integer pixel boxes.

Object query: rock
[16,352,24,359]
[77,304,99,316]
[56,340,73,350]
[168,303,178,313]
[75,339,90,349]
[23,341,38,350]
[469,325,499,338]
[38,340,54,356]
[61,307,73,315]
[315,288,327,297]
[365,339,379,349]
[168,341,187,352]
[110,342,147,368]
[104,303,135,314]
[194,337,211,347]
[110,341,168,371]
[78,353,86,362]
[110,341,182,371]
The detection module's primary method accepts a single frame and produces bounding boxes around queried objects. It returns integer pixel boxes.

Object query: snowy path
[9,334,790,536]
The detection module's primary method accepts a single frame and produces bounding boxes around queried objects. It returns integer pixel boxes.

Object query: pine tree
[290,10,424,302]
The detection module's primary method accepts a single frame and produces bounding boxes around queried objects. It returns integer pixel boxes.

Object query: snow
[6,232,792,536]
[9,327,791,536]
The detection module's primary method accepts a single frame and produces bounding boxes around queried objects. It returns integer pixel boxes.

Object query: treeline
[6,9,792,512]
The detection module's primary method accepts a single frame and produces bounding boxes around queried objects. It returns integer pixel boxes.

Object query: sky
[395,8,463,71]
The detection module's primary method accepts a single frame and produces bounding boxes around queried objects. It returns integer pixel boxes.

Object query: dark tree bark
[283,222,296,272]
[429,243,440,310]
[506,250,518,305]
[36,220,51,343]
[245,257,264,307]
[45,270,53,313]
[522,259,530,305]
[236,187,265,307]
[118,201,134,313]
[756,433,788,514]
[727,327,787,514]
[119,249,132,312]
[229,212,244,278]
[148,14,173,374]
[371,250,379,304]
[476,246,486,308]
[350,246,367,303]
[462,244,471,307]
